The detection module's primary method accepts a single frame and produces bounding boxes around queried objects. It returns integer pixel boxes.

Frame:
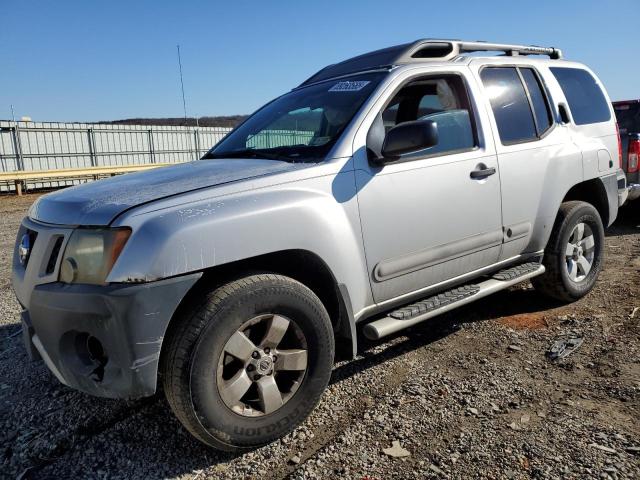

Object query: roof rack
[299,39,563,87]
[402,39,563,62]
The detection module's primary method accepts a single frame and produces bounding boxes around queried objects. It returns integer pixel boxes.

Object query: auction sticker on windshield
[329,81,370,92]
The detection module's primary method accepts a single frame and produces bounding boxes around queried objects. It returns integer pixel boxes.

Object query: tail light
[616,123,623,169]
[629,135,640,173]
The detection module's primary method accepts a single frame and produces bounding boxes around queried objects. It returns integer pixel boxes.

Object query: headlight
[59,228,131,285]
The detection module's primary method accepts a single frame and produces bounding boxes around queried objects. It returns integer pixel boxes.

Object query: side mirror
[380,119,438,162]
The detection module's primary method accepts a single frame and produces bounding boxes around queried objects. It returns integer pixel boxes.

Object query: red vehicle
[613,100,640,201]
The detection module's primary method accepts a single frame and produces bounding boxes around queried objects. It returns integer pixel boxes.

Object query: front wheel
[161,274,334,451]
[532,201,605,302]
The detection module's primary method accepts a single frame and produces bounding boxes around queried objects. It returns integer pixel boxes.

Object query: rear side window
[550,67,611,125]
[480,67,537,144]
[520,68,552,134]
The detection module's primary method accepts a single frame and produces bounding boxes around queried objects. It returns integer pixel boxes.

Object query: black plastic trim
[337,283,358,359]
[23,273,201,399]
[389,284,480,320]
[491,262,541,281]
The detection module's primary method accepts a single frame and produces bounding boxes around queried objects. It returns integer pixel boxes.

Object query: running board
[363,263,545,340]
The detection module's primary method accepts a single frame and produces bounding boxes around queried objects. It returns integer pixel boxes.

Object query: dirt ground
[0,193,638,480]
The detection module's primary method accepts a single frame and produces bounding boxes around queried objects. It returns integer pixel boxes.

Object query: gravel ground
[1,193,639,480]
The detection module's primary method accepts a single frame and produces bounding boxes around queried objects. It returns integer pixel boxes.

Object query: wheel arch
[159,249,358,378]
[562,177,612,227]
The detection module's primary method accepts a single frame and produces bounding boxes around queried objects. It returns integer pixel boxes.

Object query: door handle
[470,166,496,179]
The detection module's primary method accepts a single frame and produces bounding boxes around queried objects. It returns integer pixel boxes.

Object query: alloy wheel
[216,314,308,417]
[564,222,595,282]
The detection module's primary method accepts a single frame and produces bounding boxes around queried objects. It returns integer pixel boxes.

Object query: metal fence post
[8,125,25,194]
[87,128,97,167]
[11,125,24,171]
[148,129,155,163]
[194,129,200,158]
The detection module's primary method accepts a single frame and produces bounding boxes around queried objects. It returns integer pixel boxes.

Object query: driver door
[355,73,503,303]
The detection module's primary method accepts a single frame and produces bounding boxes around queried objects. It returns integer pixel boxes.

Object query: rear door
[473,62,583,258]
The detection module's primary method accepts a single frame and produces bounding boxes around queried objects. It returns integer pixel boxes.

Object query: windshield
[203,72,385,162]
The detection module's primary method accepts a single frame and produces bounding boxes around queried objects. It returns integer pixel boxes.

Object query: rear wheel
[161,274,334,451]
[532,201,605,302]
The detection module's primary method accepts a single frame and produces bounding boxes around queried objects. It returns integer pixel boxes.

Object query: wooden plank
[0,162,173,182]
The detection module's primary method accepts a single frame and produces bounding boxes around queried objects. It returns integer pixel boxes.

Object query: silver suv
[12,40,628,451]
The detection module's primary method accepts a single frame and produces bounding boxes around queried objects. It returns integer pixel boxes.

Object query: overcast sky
[1,0,637,122]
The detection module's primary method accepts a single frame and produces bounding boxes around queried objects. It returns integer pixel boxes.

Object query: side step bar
[363,263,545,340]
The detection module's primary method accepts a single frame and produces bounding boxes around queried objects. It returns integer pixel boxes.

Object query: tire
[161,273,334,451]
[532,201,605,302]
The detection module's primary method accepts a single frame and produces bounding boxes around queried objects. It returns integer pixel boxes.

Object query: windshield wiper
[203,148,296,162]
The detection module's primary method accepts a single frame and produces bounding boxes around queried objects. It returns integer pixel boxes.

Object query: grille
[45,236,64,275]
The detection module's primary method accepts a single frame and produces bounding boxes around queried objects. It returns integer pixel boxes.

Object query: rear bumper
[21,273,201,399]
[599,170,626,226]
[624,168,639,192]
[627,183,640,202]
[616,170,629,206]
[605,169,629,206]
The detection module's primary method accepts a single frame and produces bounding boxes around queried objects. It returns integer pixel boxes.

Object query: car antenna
[177,44,189,126]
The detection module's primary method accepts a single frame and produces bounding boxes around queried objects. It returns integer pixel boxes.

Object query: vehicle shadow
[0,323,241,479]
[0,287,562,478]
[606,203,640,237]
[331,288,562,387]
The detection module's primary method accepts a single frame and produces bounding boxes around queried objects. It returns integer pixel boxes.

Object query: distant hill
[100,116,248,128]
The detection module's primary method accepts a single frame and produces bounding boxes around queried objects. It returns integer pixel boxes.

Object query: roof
[299,39,564,87]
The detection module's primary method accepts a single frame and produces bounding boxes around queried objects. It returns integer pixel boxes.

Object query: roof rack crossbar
[451,40,563,60]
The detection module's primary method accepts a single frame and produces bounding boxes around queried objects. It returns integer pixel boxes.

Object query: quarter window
[550,67,611,125]
[520,68,552,134]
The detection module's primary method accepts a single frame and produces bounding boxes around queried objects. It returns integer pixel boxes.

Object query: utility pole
[177,45,188,125]
[10,104,15,123]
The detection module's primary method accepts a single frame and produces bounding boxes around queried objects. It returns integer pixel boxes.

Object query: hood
[29,159,305,226]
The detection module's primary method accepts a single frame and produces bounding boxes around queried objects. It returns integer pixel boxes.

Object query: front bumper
[20,273,201,399]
